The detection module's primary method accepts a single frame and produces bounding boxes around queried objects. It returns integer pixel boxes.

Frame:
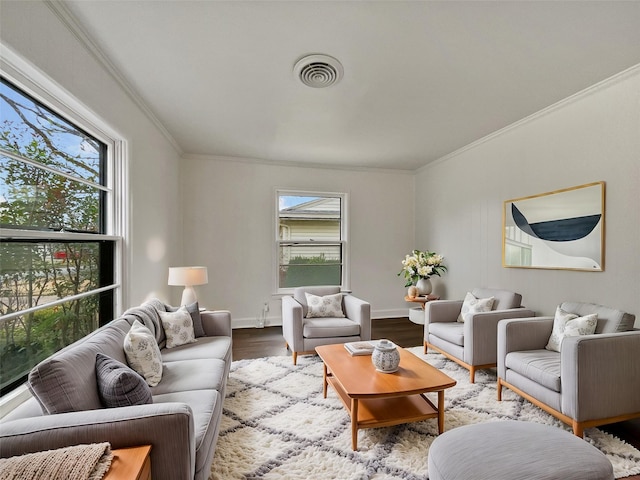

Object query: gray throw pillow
[166,301,205,337]
[95,353,153,408]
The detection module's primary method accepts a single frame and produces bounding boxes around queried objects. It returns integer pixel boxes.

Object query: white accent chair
[282,286,371,365]
[424,287,535,383]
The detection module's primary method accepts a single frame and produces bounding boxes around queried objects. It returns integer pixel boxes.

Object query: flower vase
[415,278,432,296]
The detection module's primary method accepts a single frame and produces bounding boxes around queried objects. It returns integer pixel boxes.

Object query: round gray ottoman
[428,421,614,480]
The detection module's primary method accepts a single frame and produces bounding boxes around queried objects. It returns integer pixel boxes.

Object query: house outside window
[275,190,348,293]
[0,77,122,396]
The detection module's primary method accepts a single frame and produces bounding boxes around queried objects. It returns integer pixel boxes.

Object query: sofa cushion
[560,301,635,334]
[123,320,163,387]
[159,307,196,348]
[166,301,205,337]
[505,349,561,392]
[161,336,232,363]
[457,292,495,323]
[429,322,465,346]
[304,292,345,318]
[27,319,130,414]
[151,359,227,395]
[546,306,597,352]
[303,318,359,338]
[95,353,153,408]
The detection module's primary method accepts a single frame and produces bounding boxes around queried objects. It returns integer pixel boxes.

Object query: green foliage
[281,254,341,287]
[0,82,104,393]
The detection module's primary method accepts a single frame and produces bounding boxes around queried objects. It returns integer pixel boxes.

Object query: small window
[275,190,348,293]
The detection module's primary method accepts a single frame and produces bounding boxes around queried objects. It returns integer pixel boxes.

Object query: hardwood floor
[232,316,640,475]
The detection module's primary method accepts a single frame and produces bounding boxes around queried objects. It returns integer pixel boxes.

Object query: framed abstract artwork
[503,182,605,271]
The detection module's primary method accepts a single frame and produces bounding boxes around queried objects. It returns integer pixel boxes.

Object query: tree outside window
[0,78,115,395]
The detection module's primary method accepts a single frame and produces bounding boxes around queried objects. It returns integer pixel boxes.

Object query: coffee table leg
[438,390,445,433]
[351,398,359,450]
[322,363,328,398]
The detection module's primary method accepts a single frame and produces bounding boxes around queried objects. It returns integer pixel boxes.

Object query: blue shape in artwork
[511,204,601,242]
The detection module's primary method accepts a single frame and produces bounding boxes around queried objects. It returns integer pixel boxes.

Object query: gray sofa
[0,299,232,480]
[497,301,638,437]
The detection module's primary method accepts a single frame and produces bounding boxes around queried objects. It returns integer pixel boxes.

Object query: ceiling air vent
[294,54,343,88]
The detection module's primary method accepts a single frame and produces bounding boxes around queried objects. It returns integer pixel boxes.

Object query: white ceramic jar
[372,339,400,373]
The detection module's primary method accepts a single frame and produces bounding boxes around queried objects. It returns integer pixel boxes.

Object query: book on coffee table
[344,341,376,356]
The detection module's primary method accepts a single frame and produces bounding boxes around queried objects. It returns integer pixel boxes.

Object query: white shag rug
[210,347,640,479]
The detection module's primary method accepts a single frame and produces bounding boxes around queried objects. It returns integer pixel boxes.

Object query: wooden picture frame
[503,182,605,271]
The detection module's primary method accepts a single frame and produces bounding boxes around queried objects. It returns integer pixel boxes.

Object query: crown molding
[181,152,416,175]
[44,0,183,155]
[417,62,640,174]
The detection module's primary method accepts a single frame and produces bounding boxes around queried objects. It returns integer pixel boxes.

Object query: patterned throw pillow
[545,306,598,352]
[457,292,495,323]
[95,353,152,408]
[165,301,205,337]
[123,320,163,386]
[159,306,196,348]
[305,292,346,318]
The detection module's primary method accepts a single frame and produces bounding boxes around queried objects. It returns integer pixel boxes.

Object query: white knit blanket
[0,442,112,480]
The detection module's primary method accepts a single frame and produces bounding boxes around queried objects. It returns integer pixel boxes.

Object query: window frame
[0,46,128,399]
[274,188,349,295]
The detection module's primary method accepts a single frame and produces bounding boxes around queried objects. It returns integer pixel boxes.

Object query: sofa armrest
[343,295,371,341]
[497,317,553,378]
[465,308,536,365]
[281,295,304,351]
[201,310,232,337]
[561,331,640,421]
[0,402,195,480]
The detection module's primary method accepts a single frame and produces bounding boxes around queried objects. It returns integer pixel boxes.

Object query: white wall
[415,67,640,325]
[180,156,415,327]
[1,1,183,309]
[4,1,638,326]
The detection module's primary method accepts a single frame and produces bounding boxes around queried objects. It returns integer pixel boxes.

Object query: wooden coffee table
[316,343,456,450]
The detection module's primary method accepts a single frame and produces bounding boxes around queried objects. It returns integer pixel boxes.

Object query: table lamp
[168,266,208,305]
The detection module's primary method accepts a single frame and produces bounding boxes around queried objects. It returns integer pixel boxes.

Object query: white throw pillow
[457,292,495,323]
[545,306,598,352]
[123,320,163,387]
[159,306,196,348]
[305,292,345,318]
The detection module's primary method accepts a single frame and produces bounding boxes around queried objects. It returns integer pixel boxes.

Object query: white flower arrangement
[398,249,447,287]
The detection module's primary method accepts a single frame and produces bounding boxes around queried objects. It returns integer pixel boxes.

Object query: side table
[104,445,151,480]
[405,294,440,325]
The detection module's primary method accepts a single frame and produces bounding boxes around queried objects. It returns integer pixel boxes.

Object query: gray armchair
[424,287,535,383]
[282,286,371,365]
[497,301,639,437]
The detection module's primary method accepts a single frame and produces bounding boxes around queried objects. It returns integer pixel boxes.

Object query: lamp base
[181,286,197,306]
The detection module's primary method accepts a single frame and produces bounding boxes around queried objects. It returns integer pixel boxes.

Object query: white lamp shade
[168,266,208,305]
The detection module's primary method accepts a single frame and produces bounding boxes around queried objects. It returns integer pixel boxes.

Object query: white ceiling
[60,1,640,171]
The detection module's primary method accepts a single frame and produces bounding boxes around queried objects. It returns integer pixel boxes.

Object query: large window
[275,190,348,293]
[0,77,120,395]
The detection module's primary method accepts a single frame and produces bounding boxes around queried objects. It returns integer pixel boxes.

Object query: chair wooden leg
[292,351,297,365]
[469,367,476,384]
[424,341,428,354]
[497,379,503,401]
[572,421,584,438]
